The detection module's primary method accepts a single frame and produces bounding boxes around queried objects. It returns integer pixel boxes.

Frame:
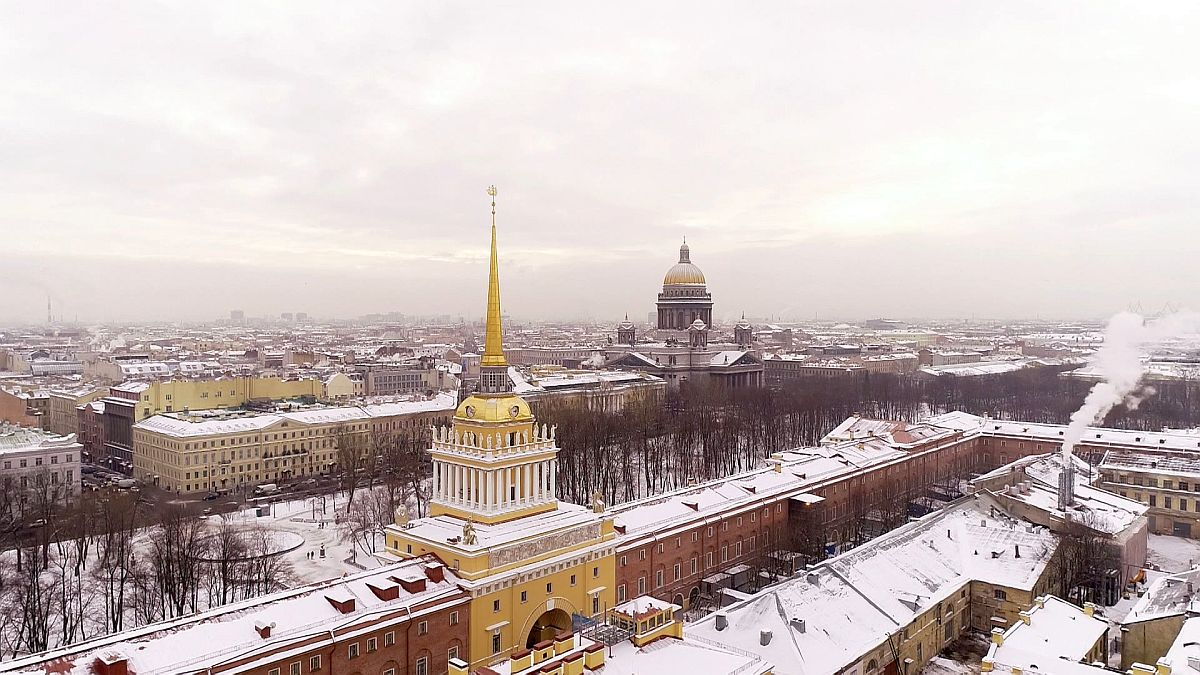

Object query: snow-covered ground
[216,493,382,584]
[922,656,978,675]
[0,490,387,656]
[1146,533,1200,573]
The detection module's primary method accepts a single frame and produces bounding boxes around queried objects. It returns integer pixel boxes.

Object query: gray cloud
[2,1,1198,323]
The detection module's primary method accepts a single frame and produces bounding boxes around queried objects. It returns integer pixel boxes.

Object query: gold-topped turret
[481,185,507,369]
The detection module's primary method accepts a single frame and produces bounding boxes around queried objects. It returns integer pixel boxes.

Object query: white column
[524,464,531,504]
[549,461,556,500]
[456,465,464,504]
[537,462,545,502]
[486,469,494,511]
[433,462,440,500]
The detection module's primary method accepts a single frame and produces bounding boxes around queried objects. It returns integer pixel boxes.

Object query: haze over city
[4,2,1199,323]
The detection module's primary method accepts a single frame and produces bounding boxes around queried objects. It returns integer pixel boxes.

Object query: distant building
[606,240,763,389]
[0,387,46,427]
[229,309,244,323]
[98,375,326,473]
[132,393,456,494]
[0,425,82,508]
[356,359,452,396]
[46,386,107,437]
[512,366,665,413]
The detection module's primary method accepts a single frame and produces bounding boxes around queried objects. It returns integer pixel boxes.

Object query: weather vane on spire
[487,185,497,226]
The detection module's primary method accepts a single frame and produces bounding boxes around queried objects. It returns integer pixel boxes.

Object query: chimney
[1015,544,1021,558]
[715,613,728,631]
[1084,602,1096,617]
[254,620,276,639]
[760,629,773,646]
[1058,455,1075,508]
[791,618,807,633]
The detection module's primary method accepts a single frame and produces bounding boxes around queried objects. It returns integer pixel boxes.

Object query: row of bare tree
[0,485,291,658]
[539,369,1200,506]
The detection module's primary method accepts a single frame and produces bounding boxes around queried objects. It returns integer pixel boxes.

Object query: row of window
[1,453,73,470]
[1127,492,1200,512]
[620,505,783,566]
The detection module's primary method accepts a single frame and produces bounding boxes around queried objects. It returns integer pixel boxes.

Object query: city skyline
[4,2,1199,322]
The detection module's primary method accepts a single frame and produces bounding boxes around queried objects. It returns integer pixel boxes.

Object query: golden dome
[663,240,705,286]
[664,262,706,286]
[455,393,534,424]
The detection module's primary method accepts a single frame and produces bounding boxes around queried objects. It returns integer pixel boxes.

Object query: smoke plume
[1061,311,1200,458]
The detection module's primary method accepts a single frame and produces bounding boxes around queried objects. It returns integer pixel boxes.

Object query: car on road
[203,493,219,501]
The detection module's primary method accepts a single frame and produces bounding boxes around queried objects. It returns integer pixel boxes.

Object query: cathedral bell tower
[616,314,636,346]
[734,313,753,349]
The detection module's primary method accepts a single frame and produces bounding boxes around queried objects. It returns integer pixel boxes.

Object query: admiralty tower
[384,187,617,669]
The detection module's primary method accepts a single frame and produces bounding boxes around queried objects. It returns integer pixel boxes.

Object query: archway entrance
[526,608,572,648]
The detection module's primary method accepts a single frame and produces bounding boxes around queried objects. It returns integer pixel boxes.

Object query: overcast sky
[2,2,1198,324]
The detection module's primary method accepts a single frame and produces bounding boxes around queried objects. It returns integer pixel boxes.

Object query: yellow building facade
[385,191,617,668]
[130,376,324,421]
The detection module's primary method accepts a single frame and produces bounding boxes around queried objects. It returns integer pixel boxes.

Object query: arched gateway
[526,608,573,648]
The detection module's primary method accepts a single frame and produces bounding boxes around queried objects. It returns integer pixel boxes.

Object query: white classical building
[0,424,83,506]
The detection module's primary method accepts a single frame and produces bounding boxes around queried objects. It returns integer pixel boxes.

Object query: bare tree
[148,504,206,618]
[93,492,139,633]
[335,422,365,513]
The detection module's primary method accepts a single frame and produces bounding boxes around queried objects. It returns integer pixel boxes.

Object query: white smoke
[1061,311,1200,458]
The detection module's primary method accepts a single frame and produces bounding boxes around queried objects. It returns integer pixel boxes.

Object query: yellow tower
[385,187,617,669]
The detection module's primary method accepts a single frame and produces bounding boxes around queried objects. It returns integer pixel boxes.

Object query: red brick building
[1,556,469,675]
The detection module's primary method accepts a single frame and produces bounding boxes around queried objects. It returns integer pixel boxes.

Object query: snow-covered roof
[689,497,1058,675]
[0,426,81,456]
[974,452,1148,536]
[611,595,680,618]
[1123,567,1200,624]
[0,557,466,675]
[927,411,1200,454]
[984,595,1108,675]
[1163,616,1200,672]
[133,393,457,438]
[608,437,922,542]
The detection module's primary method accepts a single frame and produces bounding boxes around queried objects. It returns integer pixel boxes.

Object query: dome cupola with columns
[656,237,714,330]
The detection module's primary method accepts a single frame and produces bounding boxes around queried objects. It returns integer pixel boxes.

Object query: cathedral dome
[663,240,706,286]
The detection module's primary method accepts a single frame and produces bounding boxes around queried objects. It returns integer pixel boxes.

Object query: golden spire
[481,185,507,367]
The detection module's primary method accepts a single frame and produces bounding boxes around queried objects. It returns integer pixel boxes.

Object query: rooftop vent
[760,629,773,646]
[94,652,128,675]
[791,618,807,633]
[367,580,399,601]
[397,574,426,594]
[325,593,356,614]
[715,613,728,631]
[254,620,276,639]
[424,562,445,583]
